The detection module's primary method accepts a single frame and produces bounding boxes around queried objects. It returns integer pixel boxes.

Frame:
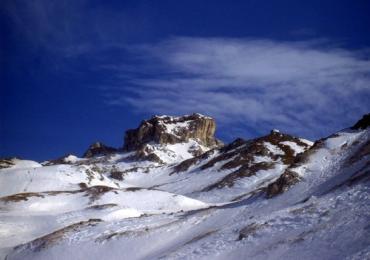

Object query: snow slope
[1,117,369,260]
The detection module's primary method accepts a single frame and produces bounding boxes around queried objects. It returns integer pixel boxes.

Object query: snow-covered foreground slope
[1,114,369,260]
[0,164,122,197]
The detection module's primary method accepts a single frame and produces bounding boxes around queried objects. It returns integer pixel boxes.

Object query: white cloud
[112,37,370,140]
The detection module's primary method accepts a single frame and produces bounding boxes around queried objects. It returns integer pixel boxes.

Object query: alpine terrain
[0,113,369,260]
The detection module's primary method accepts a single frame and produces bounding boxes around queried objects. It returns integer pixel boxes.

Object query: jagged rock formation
[83,142,117,158]
[122,113,223,163]
[265,138,326,197]
[1,113,370,260]
[266,113,370,198]
[351,113,370,130]
[173,130,312,191]
[123,113,222,151]
[266,114,370,198]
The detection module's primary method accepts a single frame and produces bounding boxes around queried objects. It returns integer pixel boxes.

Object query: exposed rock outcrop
[351,113,370,130]
[266,170,300,197]
[83,142,118,158]
[266,114,370,198]
[172,130,312,190]
[203,131,311,190]
[123,113,222,151]
[42,154,80,166]
[0,157,17,169]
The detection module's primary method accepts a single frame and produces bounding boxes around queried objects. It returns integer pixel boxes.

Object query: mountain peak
[2,113,370,259]
[123,113,222,151]
[351,113,370,130]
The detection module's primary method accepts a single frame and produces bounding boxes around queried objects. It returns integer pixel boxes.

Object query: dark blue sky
[1,0,370,161]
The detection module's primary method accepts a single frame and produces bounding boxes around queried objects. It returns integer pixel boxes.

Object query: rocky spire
[123,113,223,151]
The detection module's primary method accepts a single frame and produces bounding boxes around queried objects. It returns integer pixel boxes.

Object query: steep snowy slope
[166,130,312,202]
[0,113,369,260]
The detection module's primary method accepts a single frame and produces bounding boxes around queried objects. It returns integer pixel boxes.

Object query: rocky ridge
[122,113,223,163]
[267,113,370,197]
[172,130,312,195]
[1,113,369,260]
[123,113,222,150]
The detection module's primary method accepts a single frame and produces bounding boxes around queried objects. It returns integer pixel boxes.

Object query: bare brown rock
[127,145,165,163]
[168,129,312,194]
[123,113,222,151]
[351,113,370,130]
[197,131,311,190]
[0,192,45,203]
[0,157,16,169]
[83,142,118,158]
[266,170,300,197]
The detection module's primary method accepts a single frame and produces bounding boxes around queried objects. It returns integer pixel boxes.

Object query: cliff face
[123,113,222,151]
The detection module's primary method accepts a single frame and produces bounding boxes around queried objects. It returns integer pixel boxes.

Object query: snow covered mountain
[0,113,369,260]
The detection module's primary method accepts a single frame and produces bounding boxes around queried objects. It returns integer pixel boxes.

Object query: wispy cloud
[4,0,369,140]
[2,0,151,57]
[111,37,370,139]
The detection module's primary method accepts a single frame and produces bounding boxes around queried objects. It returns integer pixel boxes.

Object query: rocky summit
[0,113,369,260]
[123,113,222,151]
[122,113,223,163]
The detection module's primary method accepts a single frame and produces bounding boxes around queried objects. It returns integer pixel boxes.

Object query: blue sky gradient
[1,0,370,161]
